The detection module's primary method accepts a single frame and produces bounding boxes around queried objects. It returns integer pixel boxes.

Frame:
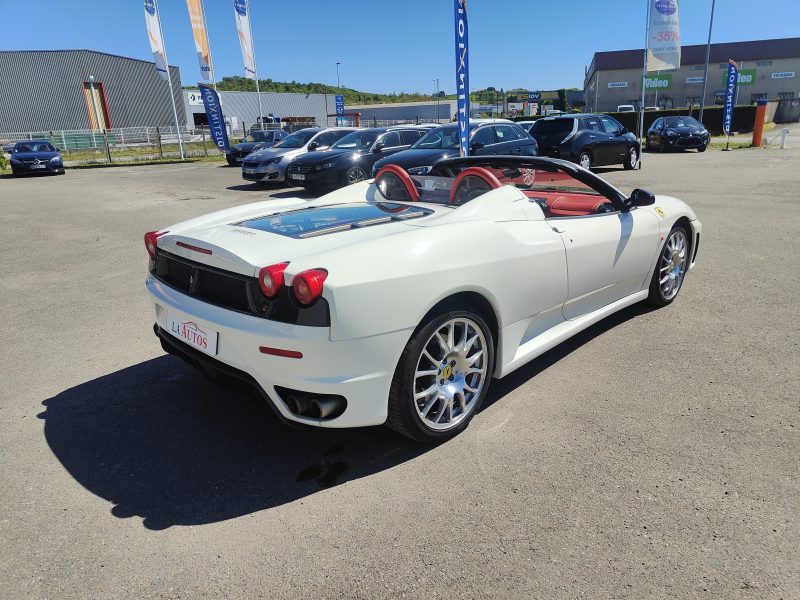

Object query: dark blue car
[9,140,64,176]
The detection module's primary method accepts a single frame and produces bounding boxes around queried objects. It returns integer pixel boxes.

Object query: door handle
[589,135,597,138]
[551,225,566,233]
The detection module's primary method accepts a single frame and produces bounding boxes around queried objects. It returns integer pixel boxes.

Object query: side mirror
[372,142,385,153]
[307,141,319,151]
[618,128,627,135]
[470,142,485,152]
[626,188,655,210]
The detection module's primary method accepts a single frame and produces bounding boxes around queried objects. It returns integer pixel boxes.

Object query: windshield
[15,142,55,153]
[412,126,461,149]
[242,131,273,143]
[331,130,379,150]
[664,117,701,128]
[530,119,573,135]
[273,130,316,149]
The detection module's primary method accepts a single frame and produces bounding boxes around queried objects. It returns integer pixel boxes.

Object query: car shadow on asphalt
[39,302,655,530]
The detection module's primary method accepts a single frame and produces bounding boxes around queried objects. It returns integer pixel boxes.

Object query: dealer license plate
[289,173,305,180]
[166,313,219,356]
[244,168,256,174]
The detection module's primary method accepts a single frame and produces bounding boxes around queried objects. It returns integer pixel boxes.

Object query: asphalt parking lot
[1,149,798,599]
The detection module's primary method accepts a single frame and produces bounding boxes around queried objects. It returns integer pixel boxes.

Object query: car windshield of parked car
[242,131,273,143]
[15,142,55,153]
[411,126,461,149]
[272,130,316,149]
[664,117,701,128]
[530,119,573,135]
[331,131,379,150]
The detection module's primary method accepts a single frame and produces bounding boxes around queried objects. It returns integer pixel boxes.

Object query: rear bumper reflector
[259,346,303,359]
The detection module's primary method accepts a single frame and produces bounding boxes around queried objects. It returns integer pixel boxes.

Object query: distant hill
[186,76,438,105]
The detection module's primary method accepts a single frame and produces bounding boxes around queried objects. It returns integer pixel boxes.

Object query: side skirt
[496,290,648,378]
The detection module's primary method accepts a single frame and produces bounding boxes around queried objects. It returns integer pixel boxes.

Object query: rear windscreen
[233,203,432,238]
[530,119,573,135]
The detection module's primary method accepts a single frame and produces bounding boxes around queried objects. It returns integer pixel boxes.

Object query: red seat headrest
[449,167,502,206]
[374,165,420,202]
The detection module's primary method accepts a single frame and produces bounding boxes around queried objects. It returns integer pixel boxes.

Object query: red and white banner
[647,0,681,71]
[186,0,214,81]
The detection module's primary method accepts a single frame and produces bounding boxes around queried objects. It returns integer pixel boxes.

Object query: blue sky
[1,0,798,93]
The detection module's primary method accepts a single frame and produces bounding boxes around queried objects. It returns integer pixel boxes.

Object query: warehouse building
[0,50,185,133]
[345,100,458,124]
[584,38,800,113]
[183,90,337,131]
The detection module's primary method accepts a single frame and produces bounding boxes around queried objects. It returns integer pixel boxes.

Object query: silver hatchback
[241,127,356,183]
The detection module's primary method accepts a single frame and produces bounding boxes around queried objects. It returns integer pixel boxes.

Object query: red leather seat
[522,190,611,216]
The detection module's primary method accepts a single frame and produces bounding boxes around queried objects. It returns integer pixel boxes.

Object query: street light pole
[699,0,716,123]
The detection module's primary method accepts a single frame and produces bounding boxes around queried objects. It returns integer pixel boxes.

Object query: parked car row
[232,111,713,189]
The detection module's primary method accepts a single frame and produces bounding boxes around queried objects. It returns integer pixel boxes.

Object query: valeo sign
[723,68,756,86]
[643,74,672,90]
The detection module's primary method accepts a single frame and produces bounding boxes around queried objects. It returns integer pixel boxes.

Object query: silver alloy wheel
[347,166,367,185]
[413,318,488,431]
[659,229,688,300]
[629,147,638,167]
[579,152,591,169]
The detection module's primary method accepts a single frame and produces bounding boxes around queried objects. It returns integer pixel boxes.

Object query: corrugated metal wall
[346,101,458,122]
[183,90,335,129]
[0,50,185,132]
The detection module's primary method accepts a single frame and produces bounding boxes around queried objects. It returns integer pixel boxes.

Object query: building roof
[0,48,178,69]
[586,37,800,83]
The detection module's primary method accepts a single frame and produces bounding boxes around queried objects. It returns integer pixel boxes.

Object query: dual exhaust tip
[284,393,346,420]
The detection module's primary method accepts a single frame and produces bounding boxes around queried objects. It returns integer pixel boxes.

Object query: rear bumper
[146,275,409,428]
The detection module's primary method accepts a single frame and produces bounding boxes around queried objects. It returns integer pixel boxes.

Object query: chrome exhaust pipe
[309,396,345,419]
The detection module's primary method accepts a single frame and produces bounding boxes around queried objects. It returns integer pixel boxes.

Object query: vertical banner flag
[186,0,214,81]
[199,83,229,151]
[143,0,169,80]
[233,0,257,79]
[335,95,345,115]
[647,0,681,71]
[723,60,739,136]
[454,0,470,157]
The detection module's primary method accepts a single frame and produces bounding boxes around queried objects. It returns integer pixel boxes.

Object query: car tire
[386,304,495,443]
[623,146,639,170]
[698,145,707,152]
[577,150,592,170]
[647,224,691,307]
[345,166,368,185]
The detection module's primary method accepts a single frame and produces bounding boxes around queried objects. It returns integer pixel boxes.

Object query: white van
[617,104,635,113]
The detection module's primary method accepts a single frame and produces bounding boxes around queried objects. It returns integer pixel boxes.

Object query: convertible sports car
[145,156,701,442]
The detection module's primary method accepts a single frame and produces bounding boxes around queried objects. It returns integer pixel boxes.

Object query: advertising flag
[453,0,470,157]
[186,0,214,81]
[199,83,230,151]
[233,0,257,79]
[722,60,739,136]
[143,0,169,80]
[647,0,681,71]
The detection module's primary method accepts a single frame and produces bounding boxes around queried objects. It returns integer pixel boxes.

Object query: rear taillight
[258,262,289,298]
[293,269,328,305]
[144,231,165,258]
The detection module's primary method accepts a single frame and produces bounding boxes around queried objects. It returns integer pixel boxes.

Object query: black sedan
[9,140,64,176]
[646,116,709,152]
[371,120,537,176]
[226,129,287,166]
[286,126,431,189]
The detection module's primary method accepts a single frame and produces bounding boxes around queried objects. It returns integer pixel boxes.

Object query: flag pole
[699,0,716,124]
[638,0,651,169]
[154,0,185,160]
[247,1,265,130]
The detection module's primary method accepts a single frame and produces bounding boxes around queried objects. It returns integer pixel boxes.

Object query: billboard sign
[608,81,629,88]
[772,71,795,79]
[721,69,754,86]
[528,91,541,101]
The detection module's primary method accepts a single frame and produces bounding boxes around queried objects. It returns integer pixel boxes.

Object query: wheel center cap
[442,365,452,379]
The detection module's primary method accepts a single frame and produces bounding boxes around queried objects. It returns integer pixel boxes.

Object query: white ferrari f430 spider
[145,157,701,442]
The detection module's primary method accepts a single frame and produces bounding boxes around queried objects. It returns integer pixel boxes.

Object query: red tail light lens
[144,231,165,258]
[293,269,328,305]
[258,262,289,298]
